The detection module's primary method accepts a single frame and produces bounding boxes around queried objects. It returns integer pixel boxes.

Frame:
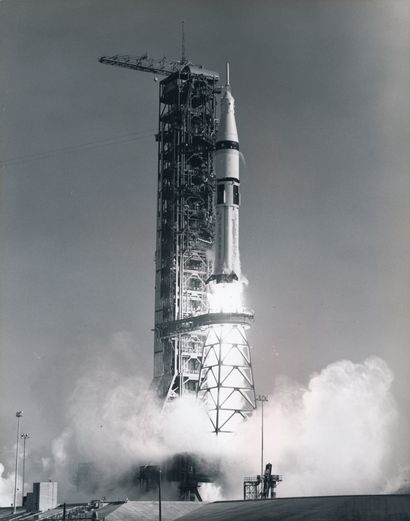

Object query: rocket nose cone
[218,89,238,143]
[222,88,235,112]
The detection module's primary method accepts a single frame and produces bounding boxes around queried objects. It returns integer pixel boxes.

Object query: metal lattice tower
[153,65,220,399]
[99,53,220,401]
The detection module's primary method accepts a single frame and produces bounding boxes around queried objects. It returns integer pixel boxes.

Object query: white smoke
[2,331,403,504]
[51,340,402,500]
[42,332,216,499]
[0,463,16,507]
[383,465,410,494]
[230,356,399,497]
[56,376,212,469]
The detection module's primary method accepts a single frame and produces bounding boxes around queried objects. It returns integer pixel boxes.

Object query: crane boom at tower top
[98,53,207,77]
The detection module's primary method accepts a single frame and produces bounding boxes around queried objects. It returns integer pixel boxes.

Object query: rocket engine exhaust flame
[207,281,243,314]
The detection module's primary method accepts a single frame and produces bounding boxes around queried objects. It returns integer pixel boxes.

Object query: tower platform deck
[155,312,254,337]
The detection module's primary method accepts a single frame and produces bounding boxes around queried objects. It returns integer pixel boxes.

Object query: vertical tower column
[153,65,219,400]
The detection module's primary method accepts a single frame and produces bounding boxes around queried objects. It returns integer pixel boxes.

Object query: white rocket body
[209,69,241,284]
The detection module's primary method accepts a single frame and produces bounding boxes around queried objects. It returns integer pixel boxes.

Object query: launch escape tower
[99,51,256,431]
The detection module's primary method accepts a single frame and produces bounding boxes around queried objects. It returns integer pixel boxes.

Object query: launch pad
[99,42,257,497]
[138,454,217,502]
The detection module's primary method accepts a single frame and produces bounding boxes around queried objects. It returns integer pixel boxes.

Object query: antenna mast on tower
[181,20,187,63]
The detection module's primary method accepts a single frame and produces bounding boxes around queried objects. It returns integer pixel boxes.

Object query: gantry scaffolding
[153,65,219,399]
[100,54,219,401]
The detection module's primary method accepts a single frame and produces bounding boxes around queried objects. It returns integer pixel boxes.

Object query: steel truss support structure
[197,322,256,433]
[153,65,220,400]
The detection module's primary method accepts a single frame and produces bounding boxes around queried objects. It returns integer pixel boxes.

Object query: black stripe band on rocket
[217,177,240,184]
[216,140,239,151]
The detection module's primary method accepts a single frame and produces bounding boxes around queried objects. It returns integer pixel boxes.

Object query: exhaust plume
[232,356,398,497]
[0,464,16,507]
[50,345,401,500]
[0,333,404,504]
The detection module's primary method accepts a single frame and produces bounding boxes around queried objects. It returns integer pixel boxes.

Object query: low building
[26,481,58,512]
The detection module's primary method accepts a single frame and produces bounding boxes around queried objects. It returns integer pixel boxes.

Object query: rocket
[208,64,241,285]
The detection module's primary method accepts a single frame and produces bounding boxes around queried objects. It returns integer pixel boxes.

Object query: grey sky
[0,0,409,484]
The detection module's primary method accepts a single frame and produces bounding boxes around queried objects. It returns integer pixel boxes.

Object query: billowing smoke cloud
[50,343,403,500]
[0,334,405,504]
[0,464,15,508]
[43,332,215,500]
[384,465,410,494]
[229,357,399,497]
